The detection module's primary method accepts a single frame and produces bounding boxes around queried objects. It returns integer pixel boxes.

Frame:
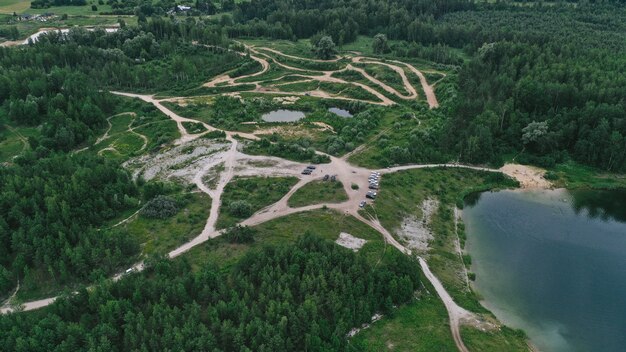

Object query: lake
[328,107,353,118]
[261,110,305,122]
[463,189,626,352]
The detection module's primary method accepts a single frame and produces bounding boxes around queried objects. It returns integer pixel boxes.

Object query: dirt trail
[389,59,440,109]
[255,46,342,62]
[351,57,417,99]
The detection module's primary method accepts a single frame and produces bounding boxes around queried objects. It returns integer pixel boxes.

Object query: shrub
[140,195,178,219]
[228,200,252,217]
[223,225,256,244]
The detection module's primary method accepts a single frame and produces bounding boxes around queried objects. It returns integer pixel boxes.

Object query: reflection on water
[328,107,352,118]
[463,189,626,352]
[261,110,305,122]
[569,189,626,222]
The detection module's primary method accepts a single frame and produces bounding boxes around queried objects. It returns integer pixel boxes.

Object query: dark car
[323,174,329,181]
[301,169,312,175]
[307,165,316,170]
[330,175,337,182]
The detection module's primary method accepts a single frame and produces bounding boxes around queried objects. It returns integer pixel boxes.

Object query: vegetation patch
[124,192,210,256]
[288,180,348,207]
[243,137,331,164]
[216,176,299,229]
[371,168,518,313]
[182,121,207,134]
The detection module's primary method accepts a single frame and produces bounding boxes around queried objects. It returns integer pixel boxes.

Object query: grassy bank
[287,180,348,207]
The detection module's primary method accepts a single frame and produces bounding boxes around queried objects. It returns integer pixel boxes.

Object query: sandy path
[350,57,417,99]
[500,163,551,189]
[254,46,342,62]
[388,59,440,109]
[419,256,472,352]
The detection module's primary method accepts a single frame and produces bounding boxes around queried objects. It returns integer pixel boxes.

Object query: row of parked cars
[360,172,380,208]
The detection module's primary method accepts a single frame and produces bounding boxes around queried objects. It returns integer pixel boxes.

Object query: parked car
[369,184,378,190]
[301,169,312,175]
[366,191,376,199]
[359,201,367,208]
[307,165,316,170]
[323,174,329,181]
[330,175,336,182]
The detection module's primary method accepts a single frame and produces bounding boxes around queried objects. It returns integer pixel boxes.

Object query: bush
[140,195,179,219]
[223,225,256,244]
[228,200,252,217]
[203,130,227,139]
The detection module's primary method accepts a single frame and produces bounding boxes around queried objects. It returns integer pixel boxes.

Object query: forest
[220,0,626,171]
[0,20,241,295]
[0,235,421,351]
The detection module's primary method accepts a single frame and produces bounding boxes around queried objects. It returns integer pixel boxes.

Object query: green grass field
[287,180,348,207]
[216,176,299,229]
[0,0,31,14]
[183,208,392,271]
[0,125,38,162]
[124,192,211,256]
[351,289,457,351]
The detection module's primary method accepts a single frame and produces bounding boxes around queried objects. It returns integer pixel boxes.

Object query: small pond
[328,107,353,118]
[261,110,306,122]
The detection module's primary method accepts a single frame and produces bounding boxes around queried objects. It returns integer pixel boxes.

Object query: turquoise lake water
[463,189,626,352]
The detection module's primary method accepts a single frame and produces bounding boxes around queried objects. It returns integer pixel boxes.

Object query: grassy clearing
[461,326,529,352]
[354,62,411,95]
[287,180,348,207]
[350,285,457,351]
[371,168,518,312]
[242,38,315,58]
[256,47,347,71]
[108,113,134,135]
[162,97,261,132]
[0,0,31,14]
[0,125,38,162]
[546,160,626,189]
[123,192,210,256]
[216,176,299,229]
[183,208,391,271]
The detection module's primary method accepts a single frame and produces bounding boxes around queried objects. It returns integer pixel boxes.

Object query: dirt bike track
[0,44,548,352]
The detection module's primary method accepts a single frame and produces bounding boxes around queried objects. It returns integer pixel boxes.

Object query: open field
[123,192,211,256]
[216,176,299,229]
[287,180,348,207]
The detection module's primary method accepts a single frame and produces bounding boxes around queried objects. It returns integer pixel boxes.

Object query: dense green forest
[222,0,626,171]
[0,152,139,294]
[0,235,421,351]
[0,20,241,295]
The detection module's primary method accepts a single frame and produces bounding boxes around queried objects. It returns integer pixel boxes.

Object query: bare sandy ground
[500,163,552,189]
[335,232,368,252]
[397,199,438,252]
